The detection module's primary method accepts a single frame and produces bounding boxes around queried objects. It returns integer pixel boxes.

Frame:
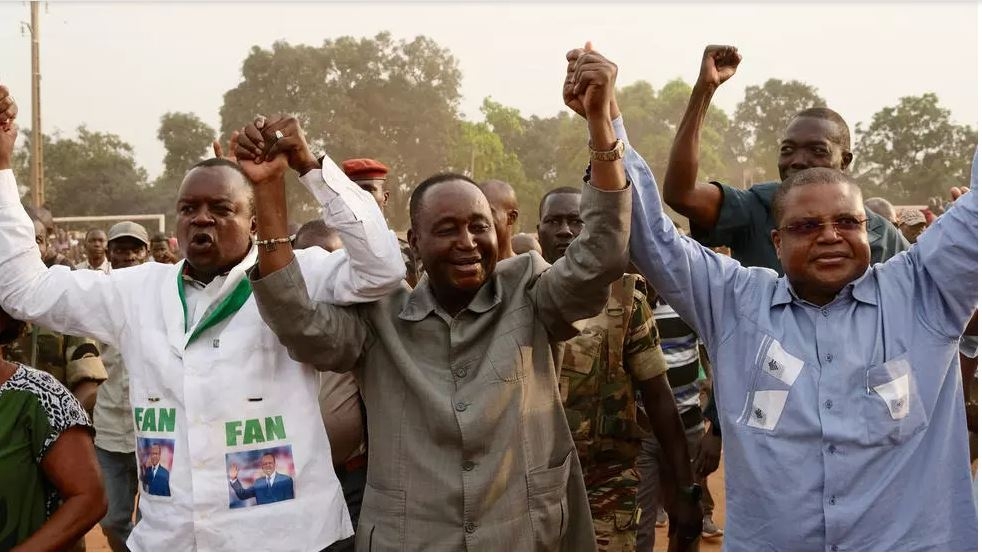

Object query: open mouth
[188,233,215,251]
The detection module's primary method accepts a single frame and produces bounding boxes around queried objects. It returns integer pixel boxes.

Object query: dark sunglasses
[778,217,869,236]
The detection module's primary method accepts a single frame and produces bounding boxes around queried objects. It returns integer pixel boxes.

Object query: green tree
[446,119,539,228]
[731,79,826,182]
[24,126,150,217]
[145,112,217,225]
[617,79,734,185]
[219,33,462,229]
[479,98,586,227]
[854,93,977,204]
[158,112,216,177]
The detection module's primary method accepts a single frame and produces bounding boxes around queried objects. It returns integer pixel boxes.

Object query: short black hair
[84,228,106,241]
[409,173,478,230]
[186,158,255,215]
[295,219,339,247]
[792,107,851,150]
[150,232,169,243]
[771,167,861,225]
[0,309,27,348]
[538,186,581,219]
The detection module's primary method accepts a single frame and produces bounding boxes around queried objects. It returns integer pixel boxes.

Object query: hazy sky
[0,2,977,181]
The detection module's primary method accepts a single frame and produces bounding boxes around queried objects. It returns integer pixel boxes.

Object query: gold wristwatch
[589,139,625,162]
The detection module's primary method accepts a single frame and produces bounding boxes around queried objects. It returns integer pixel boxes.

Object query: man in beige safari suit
[242,49,630,551]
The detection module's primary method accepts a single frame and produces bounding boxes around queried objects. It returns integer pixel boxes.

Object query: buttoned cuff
[0,169,20,207]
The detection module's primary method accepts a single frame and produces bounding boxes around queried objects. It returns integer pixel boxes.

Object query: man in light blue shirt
[557,44,982,548]
[621,94,978,549]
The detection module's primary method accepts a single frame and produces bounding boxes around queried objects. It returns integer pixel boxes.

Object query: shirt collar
[772,267,878,307]
[398,272,501,322]
[180,246,258,290]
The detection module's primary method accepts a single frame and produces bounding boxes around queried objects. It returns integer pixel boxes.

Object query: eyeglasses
[778,217,869,236]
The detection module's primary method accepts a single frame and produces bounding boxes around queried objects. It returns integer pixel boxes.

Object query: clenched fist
[698,45,741,89]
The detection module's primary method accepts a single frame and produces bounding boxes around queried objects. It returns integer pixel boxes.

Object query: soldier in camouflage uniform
[6,325,105,405]
[538,186,703,551]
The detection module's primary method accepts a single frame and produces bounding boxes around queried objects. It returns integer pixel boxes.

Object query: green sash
[176,264,253,346]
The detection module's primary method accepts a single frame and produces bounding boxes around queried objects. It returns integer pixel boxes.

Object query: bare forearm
[254,178,295,278]
[664,83,721,226]
[71,380,99,413]
[641,376,695,491]
[15,492,106,551]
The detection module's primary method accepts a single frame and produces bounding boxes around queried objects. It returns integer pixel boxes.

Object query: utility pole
[30,1,43,207]
[24,1,43,208]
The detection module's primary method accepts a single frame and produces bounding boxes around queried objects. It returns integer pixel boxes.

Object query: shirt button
[828,444,837,454]
[464,522,476,533]
[455,401,468,412]
[825,399,833,409]
[829,495,837,505]
[825,353,833,362]
[821,308,829,317]
[454,368,467,379]
[462,460,475,471]
[831,546,839,552]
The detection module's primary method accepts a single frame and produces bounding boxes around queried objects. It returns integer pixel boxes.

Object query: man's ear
[771,228,782,258]
[841,150,854,171]
[506,209,519,227]
[250,215,257,236]
[382,191,390,207]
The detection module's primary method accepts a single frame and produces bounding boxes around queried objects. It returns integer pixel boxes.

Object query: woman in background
[0,306,107,551]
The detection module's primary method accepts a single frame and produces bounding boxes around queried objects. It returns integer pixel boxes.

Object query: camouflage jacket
[398,236,422,288]
[560,273,668,466]
[6,324,107,390]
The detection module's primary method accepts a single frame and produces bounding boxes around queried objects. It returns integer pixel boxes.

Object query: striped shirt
[651,299,703,427]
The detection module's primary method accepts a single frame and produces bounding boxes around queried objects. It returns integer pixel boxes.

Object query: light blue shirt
[619,117,978,551]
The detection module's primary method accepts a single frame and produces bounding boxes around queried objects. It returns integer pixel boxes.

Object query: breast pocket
[863,354,927,446]
[489,310,534,382]
[739,336,804,434]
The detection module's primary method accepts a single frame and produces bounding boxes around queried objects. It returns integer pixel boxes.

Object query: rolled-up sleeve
[251,257,369,372]
[64,336,108,388]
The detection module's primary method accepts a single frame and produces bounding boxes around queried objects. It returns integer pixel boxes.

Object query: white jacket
[0,163,405,551]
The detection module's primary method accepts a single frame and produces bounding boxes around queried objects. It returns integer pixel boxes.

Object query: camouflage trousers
[583,460,640,552]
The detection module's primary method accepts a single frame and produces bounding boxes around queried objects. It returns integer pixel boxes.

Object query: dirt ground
[84,462,728,552]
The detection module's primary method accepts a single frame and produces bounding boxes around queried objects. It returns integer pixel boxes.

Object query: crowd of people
[0,41,976,553]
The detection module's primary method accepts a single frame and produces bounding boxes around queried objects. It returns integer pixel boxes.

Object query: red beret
[341,158,389,181]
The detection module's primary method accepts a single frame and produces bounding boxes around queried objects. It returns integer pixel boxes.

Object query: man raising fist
[662,45,906,273]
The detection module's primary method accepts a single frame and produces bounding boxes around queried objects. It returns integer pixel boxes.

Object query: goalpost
[53,214,167,233]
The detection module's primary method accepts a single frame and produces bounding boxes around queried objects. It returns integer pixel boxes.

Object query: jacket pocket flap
[527,449,574,496]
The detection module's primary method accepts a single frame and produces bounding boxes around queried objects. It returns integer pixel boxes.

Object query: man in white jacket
[0,88,406,551]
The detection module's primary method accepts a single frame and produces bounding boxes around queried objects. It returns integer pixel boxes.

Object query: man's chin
[185,255,221,277]
[450,275,487,292]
